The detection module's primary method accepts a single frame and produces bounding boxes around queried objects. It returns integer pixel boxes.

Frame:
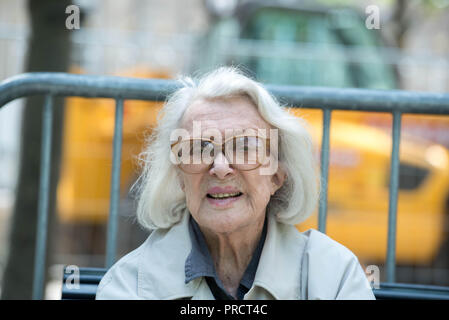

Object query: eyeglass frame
[170,134,271,174]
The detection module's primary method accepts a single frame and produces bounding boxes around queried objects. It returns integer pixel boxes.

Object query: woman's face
[178,96,286,235]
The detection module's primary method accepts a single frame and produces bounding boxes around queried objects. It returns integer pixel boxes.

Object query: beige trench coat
[96,213,375,300]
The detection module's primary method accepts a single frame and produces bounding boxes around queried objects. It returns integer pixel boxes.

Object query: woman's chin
[201,211,250,234]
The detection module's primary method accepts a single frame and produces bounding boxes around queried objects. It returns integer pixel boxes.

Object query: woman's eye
[201,141,215,155]
[201,140,212,149]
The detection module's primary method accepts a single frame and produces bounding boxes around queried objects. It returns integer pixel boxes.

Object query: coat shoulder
[302,228,359,262]
[299,229,375,300]
[95,235,151,300]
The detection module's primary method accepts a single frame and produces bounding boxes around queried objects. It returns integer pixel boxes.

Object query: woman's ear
[270,167,286,195]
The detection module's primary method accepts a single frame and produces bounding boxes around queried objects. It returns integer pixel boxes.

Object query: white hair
[134,66,320,230]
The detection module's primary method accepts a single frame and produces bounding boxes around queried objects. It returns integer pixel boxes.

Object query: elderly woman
[96,67,375,300]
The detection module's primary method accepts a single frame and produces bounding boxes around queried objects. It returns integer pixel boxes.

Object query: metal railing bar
[373,289,449,300]
[270,85,449,114]
[0,73,178,107]
[105,99,124,268]
[381,282,449,292]
[386,110,402,283]
[32,94,53,300]
[1,73,449,115]
[318,108,331,233]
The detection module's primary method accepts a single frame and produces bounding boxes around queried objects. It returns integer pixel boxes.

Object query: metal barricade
[1,72,449,299]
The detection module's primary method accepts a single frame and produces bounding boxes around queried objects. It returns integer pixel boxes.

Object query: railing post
[318,108,331,234]
[32,95,53,300]
[386,110,402,283]
[105,99,124,268]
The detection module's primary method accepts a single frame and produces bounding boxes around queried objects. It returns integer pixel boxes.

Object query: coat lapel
[245,214,307,300]
[137,212,201,299]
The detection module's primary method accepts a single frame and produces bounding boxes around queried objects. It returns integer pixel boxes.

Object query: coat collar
[136,212,307,300]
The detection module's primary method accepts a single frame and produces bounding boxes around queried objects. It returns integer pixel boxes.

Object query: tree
[1,0,72,299]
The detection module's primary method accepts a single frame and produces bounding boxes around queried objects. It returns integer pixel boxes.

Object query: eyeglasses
[170,135,270,174]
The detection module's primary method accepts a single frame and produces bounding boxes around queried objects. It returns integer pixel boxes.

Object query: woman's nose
[209,151,234,179]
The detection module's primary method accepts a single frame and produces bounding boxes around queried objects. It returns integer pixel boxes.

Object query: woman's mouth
[207,192,243,199]
[206,192,243,207]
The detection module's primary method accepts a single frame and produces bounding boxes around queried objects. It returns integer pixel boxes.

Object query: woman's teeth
[208,192,242,199]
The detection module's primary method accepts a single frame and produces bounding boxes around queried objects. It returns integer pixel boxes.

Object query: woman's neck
[199,215,266,297]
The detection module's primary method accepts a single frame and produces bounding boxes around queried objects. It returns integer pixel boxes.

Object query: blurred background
[0,0,449,299]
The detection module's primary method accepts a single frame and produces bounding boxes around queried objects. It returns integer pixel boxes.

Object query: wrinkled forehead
[180,96,271,134]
